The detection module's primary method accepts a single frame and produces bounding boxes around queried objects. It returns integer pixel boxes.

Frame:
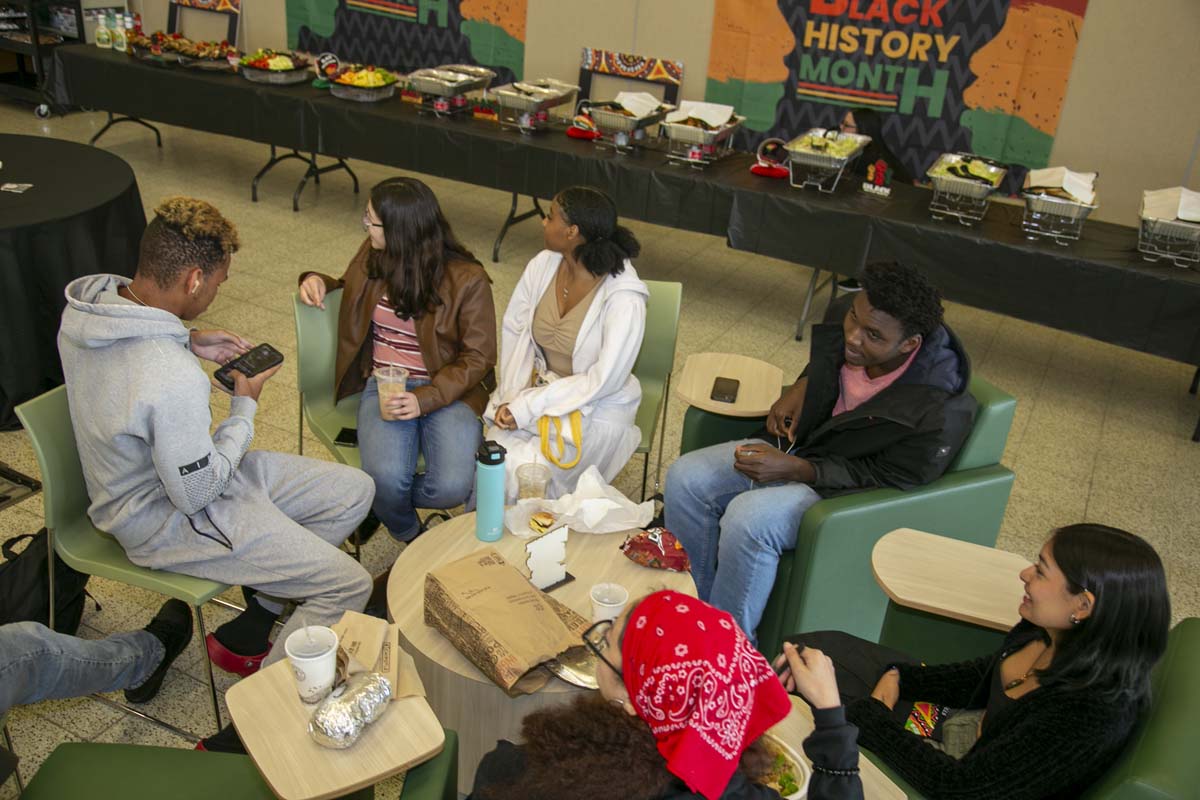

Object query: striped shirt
[371,296,429,379]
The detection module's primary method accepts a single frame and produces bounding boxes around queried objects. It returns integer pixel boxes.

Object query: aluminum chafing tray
[926,152,1007,225]
[589,104,673,134]
[407,65,495,96]
[491,79,579,113]
[784,129,871,192]
[1021,192,1098,245]
[662,114,745,147]
[1138,203,1200,268]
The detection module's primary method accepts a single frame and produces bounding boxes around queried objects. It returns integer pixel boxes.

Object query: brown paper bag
[424,547,589,695]
[332,610,389,676]
[373,623,426,700]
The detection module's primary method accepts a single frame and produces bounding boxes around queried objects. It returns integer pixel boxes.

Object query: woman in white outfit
[485,186,648,500]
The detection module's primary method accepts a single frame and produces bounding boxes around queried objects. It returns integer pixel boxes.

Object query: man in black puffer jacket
[665,261,976,641]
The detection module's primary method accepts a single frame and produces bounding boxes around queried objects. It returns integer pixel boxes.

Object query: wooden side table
[675,352,785,417]
[871,528,1028,663]
[227,660,444,800]
[768,697,906,800]
[386,513,695,789]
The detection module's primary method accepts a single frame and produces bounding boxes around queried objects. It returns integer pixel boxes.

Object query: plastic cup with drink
[516,463,552,500]
[374,366,409,421]
[284,625,339,705]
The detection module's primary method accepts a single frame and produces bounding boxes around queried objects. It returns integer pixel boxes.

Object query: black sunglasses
[582,619,622,678]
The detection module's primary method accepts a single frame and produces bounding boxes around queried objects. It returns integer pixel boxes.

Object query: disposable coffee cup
[516,463,552,500]
[590,582,630,623]
[374,366,409,421]
[284,625,339,705]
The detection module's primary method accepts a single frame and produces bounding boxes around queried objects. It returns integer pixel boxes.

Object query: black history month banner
[286,0,525,83]
[707,0,1090,183]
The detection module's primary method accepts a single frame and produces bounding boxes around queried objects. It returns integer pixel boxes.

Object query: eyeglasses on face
[581,618,622,678]
[362,210,384,230]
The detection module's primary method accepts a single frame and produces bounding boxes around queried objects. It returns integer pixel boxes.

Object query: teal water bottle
[475,440,507,542]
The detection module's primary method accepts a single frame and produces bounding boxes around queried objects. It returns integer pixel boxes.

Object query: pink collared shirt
[832,345,920,416]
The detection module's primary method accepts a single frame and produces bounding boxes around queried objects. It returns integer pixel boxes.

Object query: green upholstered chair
[677,375,1017,656]
[861,619,1200,799]
[294,288,364,469]
[631,280,682,501]
[19,728,460,799]
[15,386,228,735]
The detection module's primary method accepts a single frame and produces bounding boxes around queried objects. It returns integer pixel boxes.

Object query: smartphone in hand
[214,343,285,391]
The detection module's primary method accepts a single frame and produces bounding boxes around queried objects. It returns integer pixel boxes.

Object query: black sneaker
[355,510,382,546]
[836,278,862,291]
[125,599,194,703]
[195,723,247,754]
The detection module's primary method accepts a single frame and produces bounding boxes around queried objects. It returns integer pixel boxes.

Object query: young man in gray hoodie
[57,198,375,695]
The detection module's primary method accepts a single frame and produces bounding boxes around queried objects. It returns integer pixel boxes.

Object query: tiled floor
[2,100,1198,795]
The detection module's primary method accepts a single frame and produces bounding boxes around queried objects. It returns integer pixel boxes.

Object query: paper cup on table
[516,463,552,500]
[284,625,339,705]
[374,366,409,421]
[590,582,629,623]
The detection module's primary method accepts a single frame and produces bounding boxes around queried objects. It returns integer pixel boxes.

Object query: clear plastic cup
[516,463,552,500]
[284,625,339,705]
[590,582,630,623]
[374,366,409,421]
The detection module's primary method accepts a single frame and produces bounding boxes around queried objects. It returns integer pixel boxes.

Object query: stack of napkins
[1142,187,1200,223]
[1026,167,1097,205]
[665,100,736,128]
[612,91,663,118]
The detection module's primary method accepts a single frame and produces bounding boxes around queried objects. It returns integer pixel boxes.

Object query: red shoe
[194,741,208,751]
[205,633,268,677]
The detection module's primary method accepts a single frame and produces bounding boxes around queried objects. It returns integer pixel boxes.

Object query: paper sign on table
[526,526,568,590]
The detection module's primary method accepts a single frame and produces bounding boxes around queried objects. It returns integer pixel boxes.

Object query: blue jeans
[358,377,481,541]
[0,622,162,717]
[664,439,822,641]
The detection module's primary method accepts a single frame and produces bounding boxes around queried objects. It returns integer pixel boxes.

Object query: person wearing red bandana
[469,591,863,800]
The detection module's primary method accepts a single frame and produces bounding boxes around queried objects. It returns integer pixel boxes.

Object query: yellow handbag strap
[538,411,583,469]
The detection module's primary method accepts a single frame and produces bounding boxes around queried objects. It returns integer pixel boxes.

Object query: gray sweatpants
[124,451,374,666]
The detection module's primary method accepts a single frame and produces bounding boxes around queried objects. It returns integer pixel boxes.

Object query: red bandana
[621,591,791,800]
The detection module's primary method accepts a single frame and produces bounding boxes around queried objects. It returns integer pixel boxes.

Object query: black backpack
[0,529,92,635]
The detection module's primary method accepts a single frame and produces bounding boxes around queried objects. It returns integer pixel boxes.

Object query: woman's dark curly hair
[472,693,774,800]
[858,260,944,339]
[555,186,640,278]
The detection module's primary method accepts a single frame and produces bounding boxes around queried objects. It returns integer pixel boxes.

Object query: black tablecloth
[0,133,145,429]
[52,45,1200,366]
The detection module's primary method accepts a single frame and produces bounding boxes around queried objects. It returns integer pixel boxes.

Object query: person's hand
[870,667,900,710]
[774,642,841,709]
[190,329,252,365]
[766,383,805,441]
[383,391,422,421]
[734,443,815,484]
[216,364,281,402]
[299,275,327,309]
[494,404,517,430]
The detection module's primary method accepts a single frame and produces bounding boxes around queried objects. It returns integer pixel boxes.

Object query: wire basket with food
[662,101,745,168]
[926,152,1007,226]
[784,129,872,192]
[1021,167,1098,245]
[490,78,579,133]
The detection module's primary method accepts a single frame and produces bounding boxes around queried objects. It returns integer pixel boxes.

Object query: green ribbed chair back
[948,375,1016,471]
[631,280,682,455]
[293,289,363,468]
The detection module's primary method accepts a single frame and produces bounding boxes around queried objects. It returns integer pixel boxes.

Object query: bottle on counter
[94,11,111,48]
[110,13,127,51]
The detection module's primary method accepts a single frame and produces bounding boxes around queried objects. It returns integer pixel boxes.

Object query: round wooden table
[386,513,695,790]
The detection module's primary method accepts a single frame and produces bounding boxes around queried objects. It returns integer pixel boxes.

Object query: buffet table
[52,45,1200,367]
[0,132,145,429]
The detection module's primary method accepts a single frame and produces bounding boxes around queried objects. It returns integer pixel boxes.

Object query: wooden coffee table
[387,512,695,789]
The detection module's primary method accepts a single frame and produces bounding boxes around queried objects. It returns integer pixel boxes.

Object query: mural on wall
[706,0,1090,183]
[286,0,525,82]
[173,0,240,11]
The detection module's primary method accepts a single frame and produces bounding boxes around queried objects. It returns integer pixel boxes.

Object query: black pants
[782,630,916,709]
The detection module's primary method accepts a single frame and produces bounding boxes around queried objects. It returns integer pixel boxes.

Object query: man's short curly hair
[136,198,240,289]
[859,260,944,339]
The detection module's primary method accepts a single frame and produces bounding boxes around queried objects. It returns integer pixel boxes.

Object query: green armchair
[678,375,1017,656]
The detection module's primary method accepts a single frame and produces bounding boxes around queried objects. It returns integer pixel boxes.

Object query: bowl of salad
[761,735,811,799]
[328,65,400,102]
[239,49,311,84]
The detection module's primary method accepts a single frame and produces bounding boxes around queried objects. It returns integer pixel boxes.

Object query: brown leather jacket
[300,239,497,416]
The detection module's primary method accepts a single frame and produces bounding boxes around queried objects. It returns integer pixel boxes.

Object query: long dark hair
[471,694,772,800]
[1039,524,1170,712]
[366,177,476,319]
[555,186,640,278]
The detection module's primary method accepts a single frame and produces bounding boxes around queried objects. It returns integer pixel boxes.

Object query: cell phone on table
[711,376,740,404]
[334,427,358,447]
[214,343,285,391]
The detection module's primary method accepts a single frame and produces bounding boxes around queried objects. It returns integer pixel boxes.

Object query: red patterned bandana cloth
[621,591,791,800]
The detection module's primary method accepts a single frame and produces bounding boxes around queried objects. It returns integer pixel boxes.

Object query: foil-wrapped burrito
[308,672,392,749]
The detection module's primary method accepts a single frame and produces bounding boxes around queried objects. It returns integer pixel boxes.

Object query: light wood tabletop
[226,660,444,800]
[386,512,695,788]
[871,528,1029,632]
[768,697,906,800]
[675,352,785,417]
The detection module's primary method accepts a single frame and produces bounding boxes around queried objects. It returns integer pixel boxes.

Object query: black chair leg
[492,193,545,262]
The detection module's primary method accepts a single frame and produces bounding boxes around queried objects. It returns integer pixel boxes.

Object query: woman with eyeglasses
[774,523,1171,800]
[298,177,497,542]
[469,591,867,800]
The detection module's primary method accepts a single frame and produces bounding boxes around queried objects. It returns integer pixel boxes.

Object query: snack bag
[620,527,691,572]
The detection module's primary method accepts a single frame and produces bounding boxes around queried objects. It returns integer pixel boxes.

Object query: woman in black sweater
[778,523,1171,799]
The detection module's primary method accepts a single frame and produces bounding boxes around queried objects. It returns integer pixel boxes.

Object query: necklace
[123,284,148,306]
[1004,645,1052,690]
